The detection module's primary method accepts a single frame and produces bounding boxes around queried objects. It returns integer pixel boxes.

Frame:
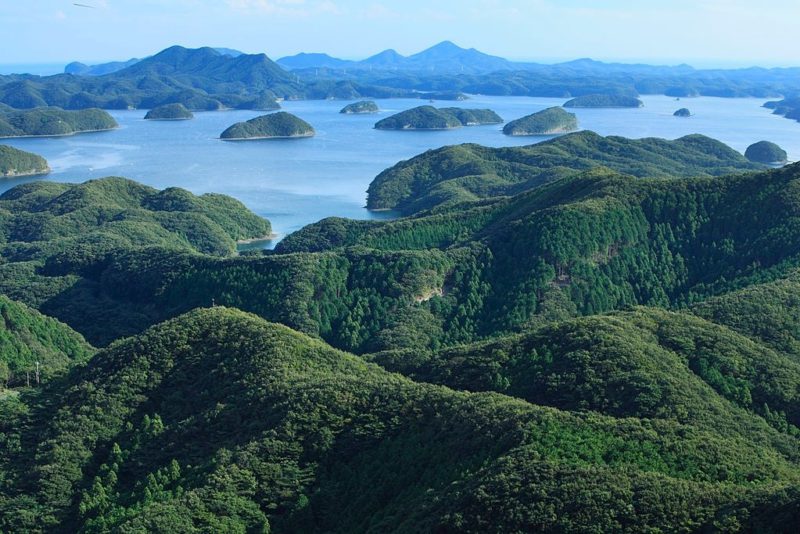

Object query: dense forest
[2,128,800,530]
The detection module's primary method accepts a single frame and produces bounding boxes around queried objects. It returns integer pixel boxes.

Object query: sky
[1,0,799,69]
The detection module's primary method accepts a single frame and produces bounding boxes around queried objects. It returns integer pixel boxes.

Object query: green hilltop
[745,140,788,164]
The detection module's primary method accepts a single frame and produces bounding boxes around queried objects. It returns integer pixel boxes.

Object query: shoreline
[144,117,193,121]
[1,167,51,178]
[0,126,118,140]
[236,233,279,245]
[221,133,314,141]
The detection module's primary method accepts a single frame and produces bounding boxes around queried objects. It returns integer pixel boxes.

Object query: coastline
[1,166,51,178]
[221,133,314,141]
[236,233,279,245]
[0,126,118,140]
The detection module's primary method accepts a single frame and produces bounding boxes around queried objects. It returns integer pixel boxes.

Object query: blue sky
[1,0,798,68]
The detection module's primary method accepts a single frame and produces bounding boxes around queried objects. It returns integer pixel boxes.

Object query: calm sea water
[1,95,798,244]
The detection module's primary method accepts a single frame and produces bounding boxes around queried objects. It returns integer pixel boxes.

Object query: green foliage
[1,307,798,532]
[564,94,644,108]
[503,106,578,135]
[0,144,49,176]
[144,103,194,120]
[366,130,762,214]
[220,111,314,139]
[0,107,117,137]
[0,295,93,387]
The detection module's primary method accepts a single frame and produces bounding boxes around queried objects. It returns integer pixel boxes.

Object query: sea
[2,95,798,247]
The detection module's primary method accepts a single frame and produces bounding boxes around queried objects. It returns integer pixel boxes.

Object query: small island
[340,101,380,114]
[0,145,50,177]
[144,103,194,120]
[375,106,502,130]
[503,107,578,136]
[745,141,788,165]
[220,111,315,140]
[563,94,644,108]
[0,107,118,138]
[673,108,692,117]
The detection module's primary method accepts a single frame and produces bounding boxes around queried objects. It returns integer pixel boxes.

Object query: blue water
[1,95,798,243]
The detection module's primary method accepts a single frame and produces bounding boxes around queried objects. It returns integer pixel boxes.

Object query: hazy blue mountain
[277,53,355,70]
[64,58,140,76]
[361,48,406,67]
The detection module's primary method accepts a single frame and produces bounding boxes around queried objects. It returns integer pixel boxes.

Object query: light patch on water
[49,148,126,173]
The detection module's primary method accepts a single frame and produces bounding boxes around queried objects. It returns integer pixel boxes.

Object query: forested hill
[0,295,93,387]
[1,306,798,532]
[366,131,762,214]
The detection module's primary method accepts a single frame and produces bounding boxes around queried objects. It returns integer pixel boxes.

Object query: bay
[1,95,798,245]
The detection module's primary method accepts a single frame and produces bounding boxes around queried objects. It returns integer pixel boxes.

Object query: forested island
[503,106,578,135]
[144,103,194,120]
[674,107,692,117]
[375,106,501,130]
[0,145,50,177]
[340,100,379,114]
[220,111,315,140]
[0,107,117,137]
[564,94,644,108]
[746,140,788,164]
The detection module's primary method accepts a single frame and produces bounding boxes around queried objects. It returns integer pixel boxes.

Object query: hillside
[0,295,93,387]
[0,107,117,137]
[0,144,49,176]
[220,112,315,139]
[0,177,270,343]
[503,106,578,135]
[366,130,762,214]
[1,306,798,532]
